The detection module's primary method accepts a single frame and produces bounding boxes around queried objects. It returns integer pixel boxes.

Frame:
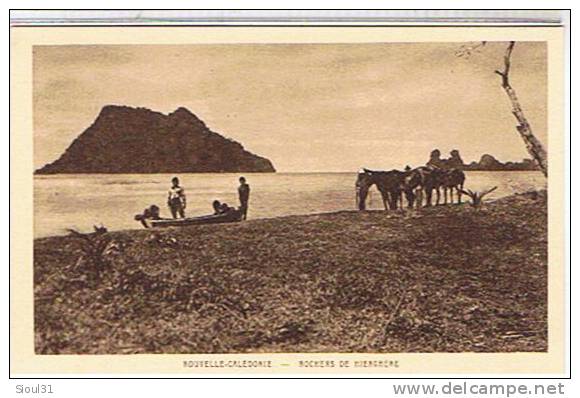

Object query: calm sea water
[34,171,546,238]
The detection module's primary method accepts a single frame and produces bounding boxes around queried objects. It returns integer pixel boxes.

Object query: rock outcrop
[36,105,276,174]
[427,149,539,171]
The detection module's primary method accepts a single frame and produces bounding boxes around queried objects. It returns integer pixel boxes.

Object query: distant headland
[426,149,539,171]
[36,105,276,174]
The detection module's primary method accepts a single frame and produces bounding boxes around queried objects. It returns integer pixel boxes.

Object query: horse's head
[356,169,375,188]
[355,169,375,210]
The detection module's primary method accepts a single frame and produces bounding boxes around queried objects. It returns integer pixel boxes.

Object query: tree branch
[495,41,515,87]
[455,41,487,58]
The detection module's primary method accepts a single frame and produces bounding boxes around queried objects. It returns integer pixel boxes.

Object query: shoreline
[36,208,430,242]
[31,203,527,242]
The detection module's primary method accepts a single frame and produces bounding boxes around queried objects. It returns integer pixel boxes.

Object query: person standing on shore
[167,177,186,219]
[238,176,250,220]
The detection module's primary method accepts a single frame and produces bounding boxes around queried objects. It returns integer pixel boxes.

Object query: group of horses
[355,166,466,210]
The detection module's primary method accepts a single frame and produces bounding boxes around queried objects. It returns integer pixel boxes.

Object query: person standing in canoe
[238,176,250,220]
[167,177,186,219]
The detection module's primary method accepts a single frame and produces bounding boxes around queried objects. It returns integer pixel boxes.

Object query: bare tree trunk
[495,41,548,177]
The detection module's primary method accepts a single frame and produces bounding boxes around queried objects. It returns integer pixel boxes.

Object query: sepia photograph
[10,21,566,375]
[32,40,550,354]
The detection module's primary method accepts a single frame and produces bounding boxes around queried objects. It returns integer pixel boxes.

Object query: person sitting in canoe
[220,202,235,214]
[167,177,186,219]
[135,204,161,227]
[212,200,235,215]
[212,200,223,215]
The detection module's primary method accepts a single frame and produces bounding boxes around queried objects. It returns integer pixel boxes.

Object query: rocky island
[427,149,539,171]
[36,105,276,174]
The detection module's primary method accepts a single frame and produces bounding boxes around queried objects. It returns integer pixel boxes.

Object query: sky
[33,42,547,172]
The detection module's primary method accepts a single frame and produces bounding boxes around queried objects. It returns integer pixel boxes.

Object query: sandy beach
[34,191,547,354]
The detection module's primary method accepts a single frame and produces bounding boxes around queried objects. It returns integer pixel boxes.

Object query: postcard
[10,24,566,375]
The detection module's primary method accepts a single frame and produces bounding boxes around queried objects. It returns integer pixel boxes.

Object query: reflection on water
[34,171,546,238]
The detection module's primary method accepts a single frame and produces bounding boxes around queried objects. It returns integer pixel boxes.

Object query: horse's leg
[450,187,455,204]
[396,191,403,210]
[357,186,369,210]
[405,190,415,208]
[425,188,432,207]
[390,192,398,210]
[414,188,421,207]
[387,192,396,210]
[458,184,463,204]
[381,191,390,210]
[436,187,441,205]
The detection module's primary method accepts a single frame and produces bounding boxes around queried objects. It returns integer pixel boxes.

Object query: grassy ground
[34,191,547,354]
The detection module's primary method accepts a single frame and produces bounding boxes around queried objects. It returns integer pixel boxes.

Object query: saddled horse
[440,168,466,204]
[405,166,466,206]
[402,166,444,207]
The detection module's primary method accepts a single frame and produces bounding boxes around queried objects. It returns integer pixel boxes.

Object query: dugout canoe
[137,210,243,228]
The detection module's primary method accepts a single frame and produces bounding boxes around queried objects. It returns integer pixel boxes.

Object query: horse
[440,168,466,204]
[356,168,406,211]
[403,166,446,207]
[398,168,423,208]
